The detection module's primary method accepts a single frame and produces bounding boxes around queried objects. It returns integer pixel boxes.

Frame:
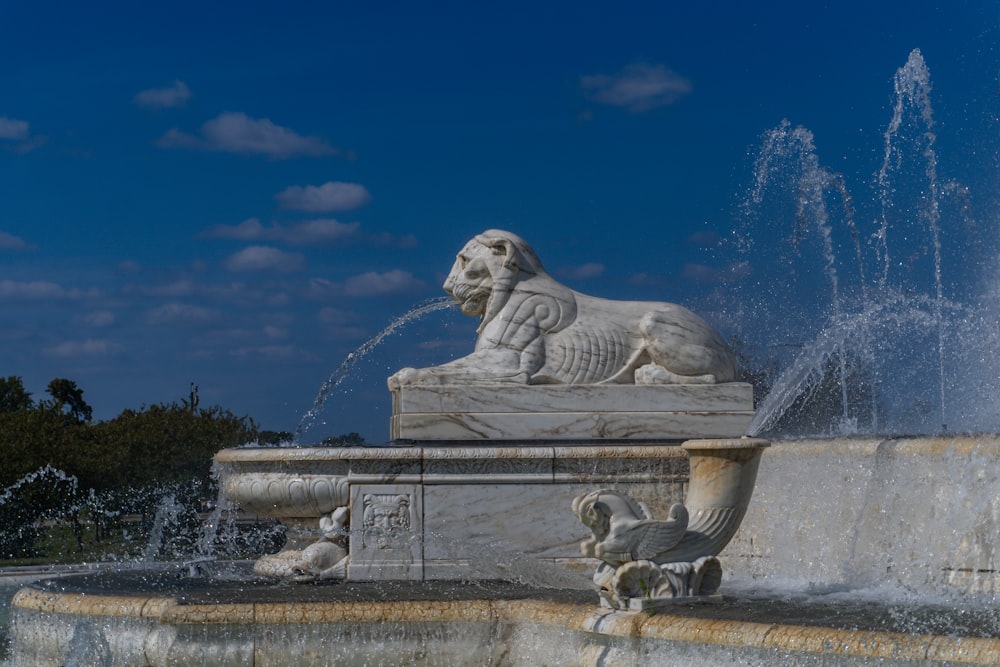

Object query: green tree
[45,378,93,425]
[322,432,366,446]
[258,430,294,446]
[92,402,256,489]
[0,376,33,412]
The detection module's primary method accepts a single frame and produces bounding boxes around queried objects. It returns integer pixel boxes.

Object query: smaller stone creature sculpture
[253,506,350,582]
[389,229,736,389]
[573,489,721,609]
[572,489,689,566]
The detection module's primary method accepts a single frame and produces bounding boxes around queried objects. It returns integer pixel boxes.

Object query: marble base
[217,444,690,582]
[389,383,754,441]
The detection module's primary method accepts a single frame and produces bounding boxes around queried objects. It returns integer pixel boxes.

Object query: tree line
[0,376,258,559]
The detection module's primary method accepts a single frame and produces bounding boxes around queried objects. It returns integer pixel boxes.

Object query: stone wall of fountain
[726,436,1000,601]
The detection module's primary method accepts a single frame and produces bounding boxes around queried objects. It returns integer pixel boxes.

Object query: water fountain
[7,229,771,665]
[7,48,1000,665]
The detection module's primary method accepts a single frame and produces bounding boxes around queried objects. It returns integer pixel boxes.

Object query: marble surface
[390,383,754,441]
[389,229,738,388]
[16,586,1000,667]
[216,444,691,582]
[392,409,754,441]
[392,383,753,414]
[215,440,768,586]
[572,439,768,607]
[725,436,1000,598]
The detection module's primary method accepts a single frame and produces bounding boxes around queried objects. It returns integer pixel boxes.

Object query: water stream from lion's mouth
[295,296,456,442]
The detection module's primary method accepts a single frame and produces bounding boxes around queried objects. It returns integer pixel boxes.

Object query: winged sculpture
[572,489,689,566]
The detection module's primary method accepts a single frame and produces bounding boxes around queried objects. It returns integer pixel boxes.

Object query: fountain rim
[214,442,695,464]
[12,582,1000,665]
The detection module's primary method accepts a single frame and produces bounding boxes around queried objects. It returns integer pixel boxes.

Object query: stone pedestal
[390,383,754,441]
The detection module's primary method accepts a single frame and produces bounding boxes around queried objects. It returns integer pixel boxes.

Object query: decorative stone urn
[573,438,769,609]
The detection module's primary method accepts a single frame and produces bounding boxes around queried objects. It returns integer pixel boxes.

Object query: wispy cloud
[133,80,192,109]
[283,219,360,245]
[275,181,371,211]
[229,344,303,360]
[44,339,124,358]
[687,230,721,246]
[369,231,418,248]
[223,246,306,272]
[581,63,692,112]
[681,261,753,284]
[0,279,98,299]
[146,302,220,325]
[77,310,116,327]
[0,117,29,140]
[557,262,605,280]
[203,218,360,245]
[0,231,34,251]
[157,112,337,159]
[343,269,421,296]
[0,116,46,152]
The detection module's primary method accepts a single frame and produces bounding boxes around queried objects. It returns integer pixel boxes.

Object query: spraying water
[737,49,984,437]
[295,296,456,441]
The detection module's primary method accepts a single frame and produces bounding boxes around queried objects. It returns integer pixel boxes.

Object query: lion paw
[635,364,717,385]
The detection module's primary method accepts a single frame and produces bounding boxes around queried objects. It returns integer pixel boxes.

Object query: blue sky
[2,1,998,441]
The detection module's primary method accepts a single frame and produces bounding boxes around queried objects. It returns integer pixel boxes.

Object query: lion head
[443,229,546,329]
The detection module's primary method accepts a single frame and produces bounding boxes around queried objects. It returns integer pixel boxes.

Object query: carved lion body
[388,229,737,388]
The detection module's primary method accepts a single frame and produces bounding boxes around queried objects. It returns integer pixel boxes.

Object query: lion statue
[388,229,736,388]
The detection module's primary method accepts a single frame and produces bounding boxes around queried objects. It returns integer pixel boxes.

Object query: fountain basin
[10,570,1000,666]
[12,436,1000,665]
[725,435,1000,599]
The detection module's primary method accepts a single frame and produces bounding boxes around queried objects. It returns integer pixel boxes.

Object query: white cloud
[229,344,300,359]
[343,269,420,296]
[262,325,288,339]
[0,116,29,141]
[157,112,337,159]
[558,262,605,280]
[146,302,219,325]
[117,259,142,273]
[581,63,692,112]
[0,116,45,153]
[133,80,192,109]
[203,218,360,245]
[275,181,371,211]
[627,272,666,287]
[0,231,33,251]
[203,218,270,241]
[141,279,196,297]
[44,339,123,358]
[283,219,360,245]
[681,261,753,284]
[687,230,721,246]
[80,310,115,327]
[370,231,418,248]
[0,279,97,299]
[223,246,306,272]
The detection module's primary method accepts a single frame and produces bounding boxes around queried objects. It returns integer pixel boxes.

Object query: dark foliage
[0,377,259,559]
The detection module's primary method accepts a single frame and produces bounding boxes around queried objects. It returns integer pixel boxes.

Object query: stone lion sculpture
[388,229,736,388]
